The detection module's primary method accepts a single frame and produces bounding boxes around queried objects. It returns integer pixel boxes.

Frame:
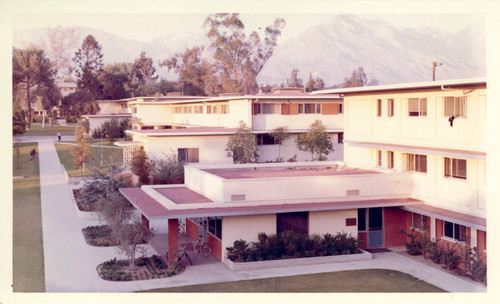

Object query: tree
[306,77,326,92]
[287,68,303,88]
[39,26,81,77]
[13,47,56,129]
[160,46,215,96]
[133,52,158,85]
[97,191,153,271]
[99,63,132,100]
[203,14,285,94]
[341,67,379,88]
[226,121,258,163]
[131,148,149,184]
[150,152,185,184]
[60,89,99,116]
[71,121,91,175]
[12,109,27,136]
[34,77,62,126]
[295,120,334,161]
[270,127,290,161]
[73,35,104,99]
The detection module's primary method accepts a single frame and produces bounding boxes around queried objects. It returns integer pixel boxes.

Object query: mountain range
[13,15,486,87]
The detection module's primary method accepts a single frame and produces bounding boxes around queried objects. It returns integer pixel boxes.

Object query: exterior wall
[98,102,128,114]
[383,207,410,247]
[87,116,130,134]
[344,86,486,151]
[221,214,276,262]
[134,104,172,126]
[345,145,486,218]
[170,100,250,128]
[257,133,343,162]
[139,135,234,164]
[308,209,357,236]
[252,108,343,131]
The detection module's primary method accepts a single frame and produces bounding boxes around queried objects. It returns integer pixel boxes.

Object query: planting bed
[82,225,148,247]
[97,255,183,281]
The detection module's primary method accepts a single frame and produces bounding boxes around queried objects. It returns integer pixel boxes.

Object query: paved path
[38,140,486,292]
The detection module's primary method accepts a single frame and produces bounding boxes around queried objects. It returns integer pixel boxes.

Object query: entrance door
[368,207,384,247]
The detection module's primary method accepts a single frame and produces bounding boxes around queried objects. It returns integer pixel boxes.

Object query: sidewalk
[37,140,486,292]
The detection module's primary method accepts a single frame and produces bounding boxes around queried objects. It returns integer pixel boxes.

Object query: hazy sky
[12,13,482,43]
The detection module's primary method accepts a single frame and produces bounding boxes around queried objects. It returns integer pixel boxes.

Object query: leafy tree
[99,63,132,100]
[97,191,153,271]
[34,77,61,126]
[131,148,149,184]
[73,35,104,99]
[12,47,56,129]
[39,26,81,77]
[71,121,91,175]
[306,77,326,92]
[12,109,27,136]
[270,127,290,161]
[295,120,334,161]
[160,46,214,96]
[133,51,158,85]
[203,13,285,94]
[341,67,379,88]
[60,89,99,116]
[226,121,258,163]
[92,118,129,142]
[150,152,185,184]
[287,68,303,88]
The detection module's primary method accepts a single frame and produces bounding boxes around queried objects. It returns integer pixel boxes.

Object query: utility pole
[432,61,442,81]
[309,72,313,93]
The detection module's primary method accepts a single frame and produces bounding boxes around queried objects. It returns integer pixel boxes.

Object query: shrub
[441,243,460,270]
[400,229,423,256]
[65,115,78,123]
[423,238,444,264]
[226,239,252,262]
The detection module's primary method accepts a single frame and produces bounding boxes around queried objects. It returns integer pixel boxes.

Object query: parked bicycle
[166,243,192,265]
[194,235,211,256]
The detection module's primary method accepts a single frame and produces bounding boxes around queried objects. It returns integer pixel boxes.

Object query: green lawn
[65,138,125,146]
[55,143,123,177]
[143,269,445,292]
[23,124,76,136]
[12,142,45,292]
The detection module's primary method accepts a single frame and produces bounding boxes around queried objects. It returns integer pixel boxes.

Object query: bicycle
[166,243,192,266]
[178,222,185,234]
[194,235,212,256]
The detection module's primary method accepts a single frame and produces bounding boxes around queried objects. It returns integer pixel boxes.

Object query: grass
[55,143,123,177]
[12,142,45,292]
[64,138,125,146]
[143,269,445,292]
[22,123,76,136]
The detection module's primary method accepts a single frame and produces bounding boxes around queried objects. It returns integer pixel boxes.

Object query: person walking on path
[30,148,37,162]
[57,132,61,142]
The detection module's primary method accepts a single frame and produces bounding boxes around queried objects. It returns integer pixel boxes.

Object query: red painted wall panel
[186,218,199,239]
[358,232,368,249]
[383,208,408,247]
[207,234,222,260]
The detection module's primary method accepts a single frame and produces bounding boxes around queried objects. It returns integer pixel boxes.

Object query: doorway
[358,207,384,248]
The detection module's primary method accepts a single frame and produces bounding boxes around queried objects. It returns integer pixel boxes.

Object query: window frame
[387,151,394,169]
[276,212,309,235]
[387,99,394,117]
[444,96,467,118]
[376,99,382,117]
[376,150,382,167]
[298,103,321,114]
[404,153,427,173]
[443,221,467,242]
[408,98,427,117]
[178,148,199,163]
[444,157,467,180]
[411,213,428,232]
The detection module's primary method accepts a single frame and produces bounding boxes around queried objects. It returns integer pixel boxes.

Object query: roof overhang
[120,186,421,220]
[346,140,486,160]
[400,204,486,231]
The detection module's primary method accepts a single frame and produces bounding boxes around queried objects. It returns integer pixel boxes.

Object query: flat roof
[312,78,486,95]
[154,187,213,205]
[120,186,421,220]
[126,127,343,137]
[202,166,380,180]
[401,204,486,231]
[82,113,132,118]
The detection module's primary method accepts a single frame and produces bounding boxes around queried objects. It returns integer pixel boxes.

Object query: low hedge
[226,231,360,262]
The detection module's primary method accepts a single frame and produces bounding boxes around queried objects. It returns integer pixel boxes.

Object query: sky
[11,13,483,43]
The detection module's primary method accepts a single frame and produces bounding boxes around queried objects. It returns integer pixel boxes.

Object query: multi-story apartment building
[313,78,486,256]
[119,88,344,166]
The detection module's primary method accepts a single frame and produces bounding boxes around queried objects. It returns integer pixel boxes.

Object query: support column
[471,228,477,249]
[167,218,179,269]
[430,217,436,241]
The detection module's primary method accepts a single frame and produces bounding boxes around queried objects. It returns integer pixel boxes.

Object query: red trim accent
[186,218,199,239]
[358,232,368,249]
[167,219,179,269]
[207,234,222,260]
[383,207,408,247]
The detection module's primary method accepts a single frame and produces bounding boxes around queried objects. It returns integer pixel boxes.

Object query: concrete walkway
[38,140,486,292]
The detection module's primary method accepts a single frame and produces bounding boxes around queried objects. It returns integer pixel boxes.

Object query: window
[256,134,278,145]
[388,99,394,117]
[277,212,308,235]
[357,209,367,231]
[387,151,394,169]
[377,99,382,117]
[262,103,280,114]
[412,213,428,231]
[444,96,467,117]
[444,157,467,180]
[141,126,154,130]
[444,221,467,242]
[220,104,229,114]
[338,132,344,144]
[133,107,137,114]
[193,105,203,114]
[404,153,427,173]
[178,148,199,163]
[408,98,427,116]
[298,103,321,114]
[208,216,222,239]
[339,103,343,114]
[377,150,382,167]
